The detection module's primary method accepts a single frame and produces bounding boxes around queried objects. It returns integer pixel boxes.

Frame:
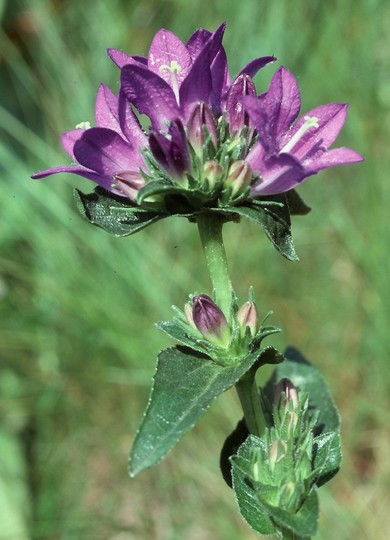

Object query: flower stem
[197,214,234,317]
[235,368,265,437]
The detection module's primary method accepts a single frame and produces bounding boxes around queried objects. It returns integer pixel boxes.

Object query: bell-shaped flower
[32,85,147,200]
[244,67,364,196]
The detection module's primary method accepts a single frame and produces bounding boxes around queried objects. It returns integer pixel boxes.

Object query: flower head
[32,23,364,250]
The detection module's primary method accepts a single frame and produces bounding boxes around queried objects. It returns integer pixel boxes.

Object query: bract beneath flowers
[32,23,364,257]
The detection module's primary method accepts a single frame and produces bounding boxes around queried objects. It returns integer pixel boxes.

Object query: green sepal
[74,187,164,236]
[231,435,319,538]
[155,320,214,357]
[129,346,274,477]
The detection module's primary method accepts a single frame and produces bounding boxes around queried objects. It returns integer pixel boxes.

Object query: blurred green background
[0,0,389,538]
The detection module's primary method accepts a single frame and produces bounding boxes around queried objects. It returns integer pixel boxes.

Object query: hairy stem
[235,368,265,437]
[197,214,233,317]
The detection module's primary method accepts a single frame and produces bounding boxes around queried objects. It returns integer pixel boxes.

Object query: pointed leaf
[227,200,298,261]
[75,188,164,236]
[129,346,269,476]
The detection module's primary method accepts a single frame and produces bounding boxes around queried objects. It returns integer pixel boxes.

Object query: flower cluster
[157,292,278,366]
[32,23,363,211]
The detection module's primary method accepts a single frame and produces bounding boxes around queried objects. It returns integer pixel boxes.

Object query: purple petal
[61,129,84,159]
[186,28,212,59]
[31,165,112,188]
[147,29,192,86]
[95,84,121,131]
[236,56,276,79]
[169,119,191,174]
[283,103,349,159]
[250,151,306,196]
[210,47,229,112]
[303,147,364,173]
[73,127,136,177]
[118,89,147,151]
[264,66,301,139]
[178,24,225,119]
[107,48,147,68]
[120,65,180,131]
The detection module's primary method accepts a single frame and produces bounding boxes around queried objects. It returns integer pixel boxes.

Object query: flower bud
[225,73,256,135]
[269,439,287,472]
[149,119,190,179]
[114,171,145,200]
[187,102,217,154]
[201,160,224,191]
[192,294,230,348]
[184,301,196,329]
[237,300,258,338]
[274,378,299,412]
[224,160,252,196]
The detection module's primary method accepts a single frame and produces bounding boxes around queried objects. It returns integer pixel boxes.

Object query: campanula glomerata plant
[32,22,363,539]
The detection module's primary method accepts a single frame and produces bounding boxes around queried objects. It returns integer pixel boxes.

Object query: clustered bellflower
[32,23,363,216]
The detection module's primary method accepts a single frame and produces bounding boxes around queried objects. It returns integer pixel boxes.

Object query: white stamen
[75,121,91,130]
[159,60,182,103]
[280,115,319,154]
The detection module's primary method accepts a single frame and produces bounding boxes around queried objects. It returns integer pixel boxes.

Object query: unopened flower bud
[269,439,287,472]
[187,102,217,154]
[224,160,252,196]
[237,300,258,338]
[202,160,224,190]
[274,378,299,412]
[225,73,256,135]
[114,171,145,200]
[192,294,230,348]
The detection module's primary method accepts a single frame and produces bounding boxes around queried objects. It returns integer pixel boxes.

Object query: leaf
[313,431,342,487]
[285,189,311,216]
[231,451,279,537]
[75,187,164,236]
[129,346,270,476]
[227,202,298,261]
[136,180,185,205]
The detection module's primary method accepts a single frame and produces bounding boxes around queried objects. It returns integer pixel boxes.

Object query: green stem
[197,214,233,317]
[197,213,265,437]
[235,368,265,437]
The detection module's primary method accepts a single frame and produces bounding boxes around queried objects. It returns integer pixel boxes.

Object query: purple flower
[32,84,147,200]
[33,23,363,210]
[118,23,275,129]
[243,67,364,195]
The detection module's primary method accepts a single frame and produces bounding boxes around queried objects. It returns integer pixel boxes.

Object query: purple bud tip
[187,102,217,153]
[114,171,145,200]
[274,378,299,411]
[237,300,258,337]
[192,294,230,347]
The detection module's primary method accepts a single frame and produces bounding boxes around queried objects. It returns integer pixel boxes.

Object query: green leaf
[231,451,279,537]
[75,188,164,236]
[136,180,184,205]
[285,189,311,216]
[226,202,298,261]
[313,431,342,487]
[129,346,269,476]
